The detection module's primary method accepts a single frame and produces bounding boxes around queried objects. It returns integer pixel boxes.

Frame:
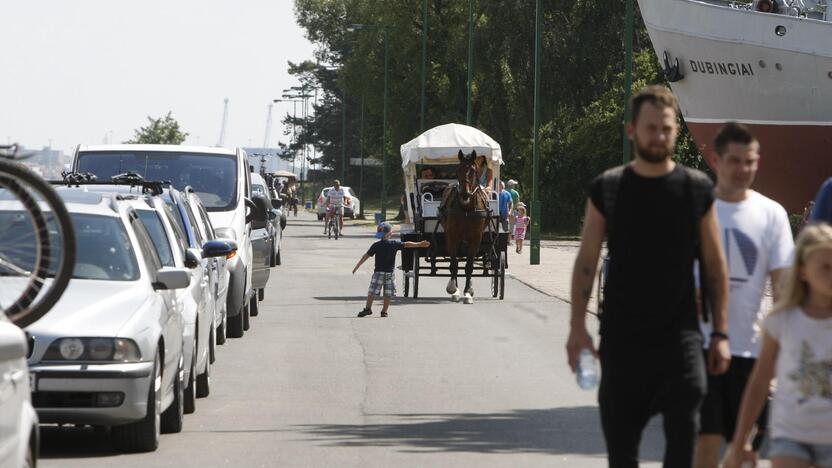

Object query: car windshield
[76,151,238,211]
[0,212,139,281]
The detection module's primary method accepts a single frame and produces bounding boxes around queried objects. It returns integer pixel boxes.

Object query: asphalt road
[40,212,668,467]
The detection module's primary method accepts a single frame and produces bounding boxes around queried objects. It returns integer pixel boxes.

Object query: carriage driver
[324,179,350,234]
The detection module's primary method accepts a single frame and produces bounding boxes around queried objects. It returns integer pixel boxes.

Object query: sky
[0,0,316,154]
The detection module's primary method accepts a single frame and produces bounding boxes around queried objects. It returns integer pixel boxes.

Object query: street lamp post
[420,0,428,131]
[341,87,347,182]
[348,23,390,220]
[623,0,635,163]
[273,98,302,175]
[531,0,542,265]
[466,0,476,125]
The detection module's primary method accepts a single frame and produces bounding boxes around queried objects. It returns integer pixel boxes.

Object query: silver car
[24,190,191,452]
[0,316,38,467]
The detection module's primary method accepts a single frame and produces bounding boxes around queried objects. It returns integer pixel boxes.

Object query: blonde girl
[727,223,832,468]
[513,205,530,254]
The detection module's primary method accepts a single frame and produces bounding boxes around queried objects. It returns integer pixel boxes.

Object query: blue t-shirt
[367,239,404,272]
[499,190,512,216]
[811,177,832,224]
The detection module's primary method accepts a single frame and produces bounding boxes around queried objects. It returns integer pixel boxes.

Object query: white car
[73,145,264,339]
[71,182,234,416]
[0,316,38,467]
[317,186,360,220]
[24,190,191,452]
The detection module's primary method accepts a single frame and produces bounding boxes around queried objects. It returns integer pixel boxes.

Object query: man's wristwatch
[710,331,729,341]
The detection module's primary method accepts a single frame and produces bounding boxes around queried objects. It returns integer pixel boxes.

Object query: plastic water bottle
[576,349,599,390]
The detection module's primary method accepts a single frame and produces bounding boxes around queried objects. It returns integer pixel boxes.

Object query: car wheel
[112,350,161,452]
[258,288,265,301]
[23,436,35,468]
[243,301,251,330]
[227,306,244,338]
[275,248,281,266]
[216,315,227,345]
[209,324,217,363]
[184,342,197,414]
[249,294,259,317]
[161,355,184,433]
[196,355,210,398]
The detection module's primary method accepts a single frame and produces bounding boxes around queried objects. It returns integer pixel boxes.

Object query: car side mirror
[154,268,191,290]
[202,240,234,258]
[271,198,283,209]
[244,197,257,224]
[250,193,270,230]
[184,248,202,269]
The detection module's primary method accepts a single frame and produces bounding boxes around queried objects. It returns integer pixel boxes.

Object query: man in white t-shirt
[694,123,795,468]
[324,179,349,234]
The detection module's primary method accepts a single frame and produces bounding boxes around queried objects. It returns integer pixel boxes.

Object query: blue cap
[375,222,392,238]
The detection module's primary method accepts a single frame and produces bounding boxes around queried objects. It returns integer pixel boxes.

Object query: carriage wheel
[499,252,506,300]
[491,254,500,298]
[403,271,410,297]
[413,251,420,299]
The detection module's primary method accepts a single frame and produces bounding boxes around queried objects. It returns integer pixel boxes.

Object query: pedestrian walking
[514,204,529,254]
[810,177,832,224]
[498,181,513,235]
[352,222,429,318]
[507,179,520,245]
[694,123,795,468]
[726,223,832,468]
[567,85,731,468]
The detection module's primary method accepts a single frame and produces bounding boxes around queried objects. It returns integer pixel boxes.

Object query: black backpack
[599,165,713,322]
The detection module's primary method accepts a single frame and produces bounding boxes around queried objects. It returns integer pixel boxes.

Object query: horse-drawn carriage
[399,123,508,303]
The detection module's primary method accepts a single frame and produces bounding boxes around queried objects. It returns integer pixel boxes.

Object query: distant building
[243,147,298,176]
[20,147,65,179]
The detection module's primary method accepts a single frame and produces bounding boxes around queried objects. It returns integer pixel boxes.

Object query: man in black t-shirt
[566,85,731,468]
[352,222,429,317]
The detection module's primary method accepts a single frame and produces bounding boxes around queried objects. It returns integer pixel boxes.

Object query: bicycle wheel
[0,159,75,327]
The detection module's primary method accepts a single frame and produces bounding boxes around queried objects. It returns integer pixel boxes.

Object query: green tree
[125,112,189,145]
[292,0,709,232]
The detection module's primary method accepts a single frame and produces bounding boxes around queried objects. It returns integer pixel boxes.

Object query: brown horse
[439,150,490,303]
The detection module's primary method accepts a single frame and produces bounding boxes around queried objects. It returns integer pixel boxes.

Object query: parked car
[23,190,191,452]
[0,316,38,467]
[316,186,360,220]
[73,144,268,339]
[250,173,282,311]
[176,187,233,351]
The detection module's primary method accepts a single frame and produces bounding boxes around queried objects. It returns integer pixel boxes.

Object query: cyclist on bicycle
[324,179,349,235]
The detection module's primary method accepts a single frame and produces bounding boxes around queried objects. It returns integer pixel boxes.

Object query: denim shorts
[770,437,832,467]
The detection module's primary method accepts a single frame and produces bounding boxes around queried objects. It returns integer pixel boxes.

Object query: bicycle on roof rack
[57,171,169,196]
[0,144,75,327]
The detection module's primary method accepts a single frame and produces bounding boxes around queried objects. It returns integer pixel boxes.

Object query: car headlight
[44,338,142,362]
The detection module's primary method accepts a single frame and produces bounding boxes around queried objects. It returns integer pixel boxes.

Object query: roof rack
[53,171,171,196]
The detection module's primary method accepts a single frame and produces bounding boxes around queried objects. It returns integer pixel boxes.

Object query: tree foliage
[125,112,189,145]
[291,0,707,232]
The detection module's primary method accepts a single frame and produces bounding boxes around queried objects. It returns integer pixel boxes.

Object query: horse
[439,149,490,304]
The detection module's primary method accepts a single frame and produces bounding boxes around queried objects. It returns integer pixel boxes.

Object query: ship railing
[698,0,829,21]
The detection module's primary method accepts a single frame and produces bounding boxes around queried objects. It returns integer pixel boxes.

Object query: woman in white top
[728,223,832,468]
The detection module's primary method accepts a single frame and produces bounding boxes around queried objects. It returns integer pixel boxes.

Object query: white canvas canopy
[400,123,503,168]
[271,170,297,178]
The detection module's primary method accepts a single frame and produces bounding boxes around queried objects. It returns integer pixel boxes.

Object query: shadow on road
[313,296,467,306]
[297,407,664,460]
[39,426,119,459]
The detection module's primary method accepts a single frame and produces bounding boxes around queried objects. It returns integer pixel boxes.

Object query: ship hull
[637,0,832,212]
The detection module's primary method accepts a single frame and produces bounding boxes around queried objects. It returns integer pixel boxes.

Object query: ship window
[775,25,787,36]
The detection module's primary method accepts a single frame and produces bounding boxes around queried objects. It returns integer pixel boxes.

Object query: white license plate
[28,373,36,393]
